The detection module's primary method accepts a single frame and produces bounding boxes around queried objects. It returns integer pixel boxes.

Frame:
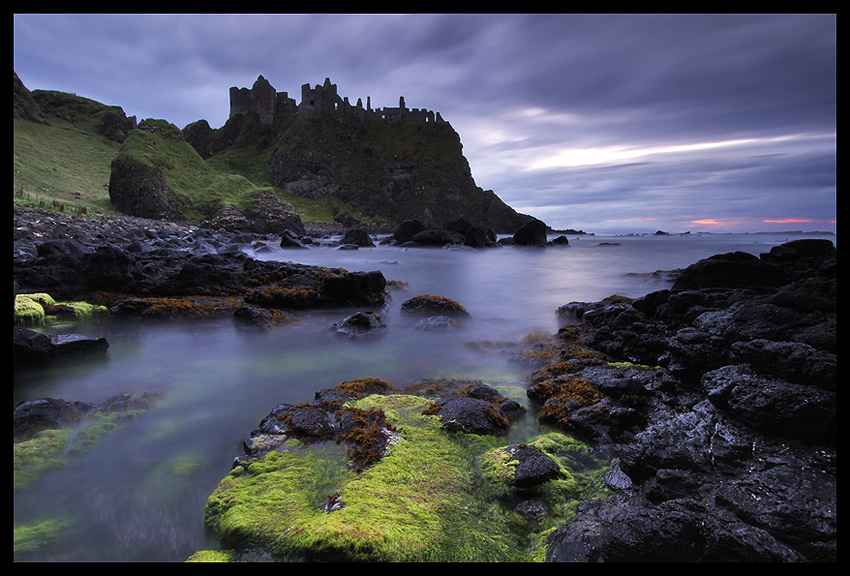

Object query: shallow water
[13,231,834,561]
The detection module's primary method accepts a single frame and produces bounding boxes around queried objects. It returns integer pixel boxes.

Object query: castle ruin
[229,75,445,126]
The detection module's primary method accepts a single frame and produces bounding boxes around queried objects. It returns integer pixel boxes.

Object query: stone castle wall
[229,75,444,125]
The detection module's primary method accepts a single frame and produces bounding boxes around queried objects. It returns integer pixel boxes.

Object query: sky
[13,13,836,234]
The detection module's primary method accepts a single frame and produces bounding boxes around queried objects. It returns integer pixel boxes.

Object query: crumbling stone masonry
[229,75,445,126]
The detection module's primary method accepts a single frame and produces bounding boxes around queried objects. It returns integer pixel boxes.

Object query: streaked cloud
[13,13,836,233]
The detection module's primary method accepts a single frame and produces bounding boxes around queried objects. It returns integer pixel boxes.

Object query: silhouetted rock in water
[408,227,459,247]
[341,229,375,247]
[513,218,548,246]
[279,229,309,249]
[392,220,426,244]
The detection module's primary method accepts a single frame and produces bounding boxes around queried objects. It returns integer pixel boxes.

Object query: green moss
[14,116,122,215]
[202,394,610,562]
[14,293,50,326]
[607,360,661,370]
[13,516,76,556]
[113,119,272,221]
[186,549,239,562]
[14,409,154,490]
[14,292,107,327]
[13,429,73,490]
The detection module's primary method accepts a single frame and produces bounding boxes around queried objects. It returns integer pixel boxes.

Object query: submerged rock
[331,311,387,338]
[14,392,161,490]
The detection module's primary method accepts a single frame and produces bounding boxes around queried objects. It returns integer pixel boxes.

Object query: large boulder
[393,220,426,244]
[14,326,109,367]
[672,251,785,290]
[512,218,548,246]
[341,229,375,247]
[108,154,178,220]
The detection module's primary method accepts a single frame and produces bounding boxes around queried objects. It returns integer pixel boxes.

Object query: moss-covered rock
[201,393,610,561]
[186,549,239,562]
[14,292,107,327]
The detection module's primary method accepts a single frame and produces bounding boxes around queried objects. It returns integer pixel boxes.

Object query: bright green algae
[200,394,611,562]
[14,292,108,327]
[14,402,160,559]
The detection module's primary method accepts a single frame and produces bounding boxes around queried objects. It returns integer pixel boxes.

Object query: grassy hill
[13,114,122,215]
[13,72,527,230]
[13,92,376,225]
[12,73,357,224]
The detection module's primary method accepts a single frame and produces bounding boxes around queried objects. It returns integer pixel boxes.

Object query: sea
[13,230,836,561]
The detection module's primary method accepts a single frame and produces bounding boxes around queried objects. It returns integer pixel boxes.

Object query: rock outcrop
[267,112,529,232]
[541,238,836,562]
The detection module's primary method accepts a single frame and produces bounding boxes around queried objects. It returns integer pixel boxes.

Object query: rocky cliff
[264,112,529,232]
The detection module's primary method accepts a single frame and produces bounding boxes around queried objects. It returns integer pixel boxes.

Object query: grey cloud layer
[13,13,835,232]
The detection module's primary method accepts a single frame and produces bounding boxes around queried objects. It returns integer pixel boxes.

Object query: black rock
[332,311,387,338]
[502,443,564,488]
[409,227,459,246]
[541,238,837,562]
[14,326,109,367]
[392,219,426,244]
[258,403,336,440]
[672,251,785,290]
[433,397,510,435]
[512,218,548,246]
[341,229,375,247]
[279,230,308,249]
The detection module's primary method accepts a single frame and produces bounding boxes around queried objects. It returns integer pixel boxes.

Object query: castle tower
[298,77,342,119]
[228,75,277,125]
[250,75,276,125]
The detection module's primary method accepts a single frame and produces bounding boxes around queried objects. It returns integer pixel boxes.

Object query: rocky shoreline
[13,205,837,561]
[542,237,837,561]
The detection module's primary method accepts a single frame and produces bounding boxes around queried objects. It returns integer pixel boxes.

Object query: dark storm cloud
[13,13,836,233]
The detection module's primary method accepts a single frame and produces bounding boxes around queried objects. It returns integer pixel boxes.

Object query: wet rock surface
[14,325,110,366]
[13,206,387,322]
[542,238,836,561]
[239,378,400,473]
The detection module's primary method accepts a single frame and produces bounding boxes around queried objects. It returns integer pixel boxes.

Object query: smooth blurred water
[13,231,835,561]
